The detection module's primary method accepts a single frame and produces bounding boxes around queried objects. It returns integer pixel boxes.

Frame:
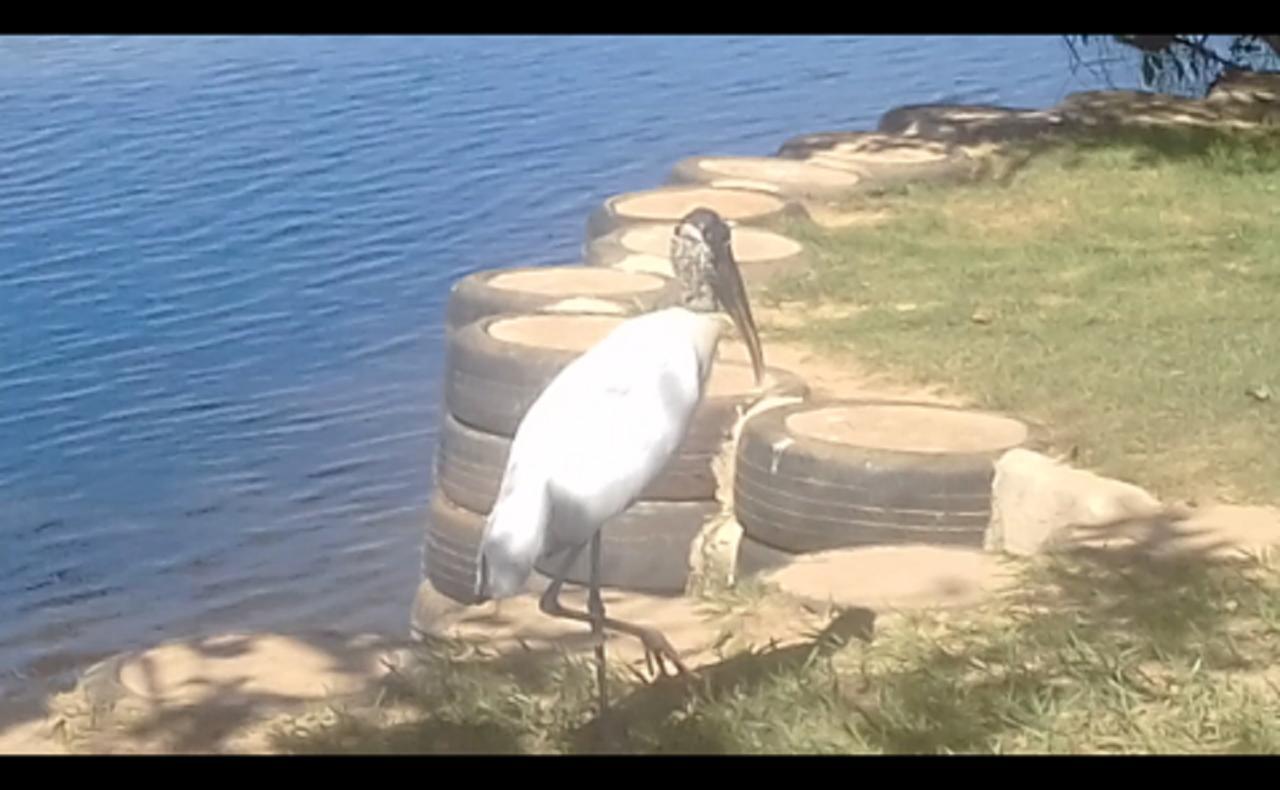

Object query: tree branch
[1166,35,1246,71]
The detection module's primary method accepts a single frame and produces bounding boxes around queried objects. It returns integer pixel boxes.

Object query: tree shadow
[865,94,1280,185]
[839,536,1279,753]
[27,630,438,754]
[383,517,1276,754]
[17,517,1276,755]
[561,606,877,754]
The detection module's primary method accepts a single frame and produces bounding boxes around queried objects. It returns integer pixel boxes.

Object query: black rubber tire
[582,222,810,290]
[773,131,975,189]
[582,225,659,269]
[436,410,720,507]
[665,155,870,201]
[776,130,883,159]
[444,264,682,334]
[733,400,1032,553]
[533,500,719,595]
[424,488,493,605]
[584,185,798,242]
[444,313,810,440]
[877,103,1070,145]
[426,486,714,597]
[734,533,797,579]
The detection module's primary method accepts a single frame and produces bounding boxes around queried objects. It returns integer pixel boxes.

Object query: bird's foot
[635,626,689,680]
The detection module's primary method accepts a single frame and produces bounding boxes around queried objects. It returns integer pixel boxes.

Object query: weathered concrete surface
[985,448,1280,561]
[758,545,1019,611]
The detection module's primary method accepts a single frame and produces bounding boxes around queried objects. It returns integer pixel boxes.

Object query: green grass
[761,131,1280,504]
[268,550,1280,754]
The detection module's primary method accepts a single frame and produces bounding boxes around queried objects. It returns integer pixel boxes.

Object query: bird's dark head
[671,207,765,385]
[674,207,732,257]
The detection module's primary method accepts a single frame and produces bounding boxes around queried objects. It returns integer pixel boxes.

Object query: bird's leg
[539,541,688,681]
[588,531,609,717]
[601,614,689,679]
[538,541,588,621]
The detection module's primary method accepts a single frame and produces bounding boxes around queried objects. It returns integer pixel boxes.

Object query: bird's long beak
[712,239,765,386]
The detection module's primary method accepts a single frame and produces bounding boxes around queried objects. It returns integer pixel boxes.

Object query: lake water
[0,35,1138,697]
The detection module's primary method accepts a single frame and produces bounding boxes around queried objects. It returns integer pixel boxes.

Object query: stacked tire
[732,399,1034,577]
[584,221,810,291]
[665,155,870,201]
[876,103,1070,145]
[443,264,683,336]
[585,185,798,242]
[425,265,682,604]
[426,307,808,601]
[774,131,976,190]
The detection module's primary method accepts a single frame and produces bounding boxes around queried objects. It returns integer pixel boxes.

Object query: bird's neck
[671,240,718,312]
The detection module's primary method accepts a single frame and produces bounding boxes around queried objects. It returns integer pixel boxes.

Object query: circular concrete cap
[762,545,1014,610]
[116,632,393,706]
[704,178,786,194]
[486,314,784,392]
[705,359,777,397]
[690,157,863,189]
[538,297,631,316]
[488,314,625,352]
[786,403,1028,454]
[618,224,803,263]
[611,253,676,278]
[816,139,950,164]
[941,108,1034,122]
[613,186,786,223]
[488,267,665,297]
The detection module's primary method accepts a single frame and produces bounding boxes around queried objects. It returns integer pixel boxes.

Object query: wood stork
[473,207,764,713]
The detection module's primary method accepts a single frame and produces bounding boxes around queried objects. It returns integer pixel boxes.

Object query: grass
[268,549,1280,754]
[761,129,1280,504]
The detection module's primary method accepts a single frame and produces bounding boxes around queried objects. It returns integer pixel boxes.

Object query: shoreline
[6,76,1280,754]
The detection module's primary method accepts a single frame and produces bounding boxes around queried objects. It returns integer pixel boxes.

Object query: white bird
[473,207,764,713]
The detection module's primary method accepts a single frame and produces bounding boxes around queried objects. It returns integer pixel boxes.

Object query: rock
[986,448,1165,556]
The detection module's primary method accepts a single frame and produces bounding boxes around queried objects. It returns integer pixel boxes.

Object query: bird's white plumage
[476,306,723,599]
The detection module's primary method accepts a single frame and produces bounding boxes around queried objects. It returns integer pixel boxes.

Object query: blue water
[0,35,1138,694]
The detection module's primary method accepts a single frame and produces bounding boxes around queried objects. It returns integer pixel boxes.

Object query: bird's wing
[520,319,705,540]
[476,310,708,594]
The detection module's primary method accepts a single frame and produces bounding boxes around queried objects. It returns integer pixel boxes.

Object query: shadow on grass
[841,534,1280,753]
[268,532,1278,754]
[308,535,1276,754]
[37,525,1273,754]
